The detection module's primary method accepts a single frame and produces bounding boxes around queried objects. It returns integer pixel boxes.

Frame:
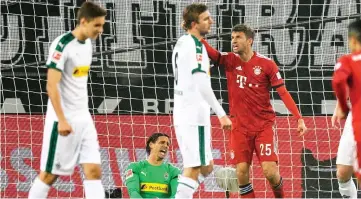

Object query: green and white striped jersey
[45,32,92,119]
[172,34,212,126]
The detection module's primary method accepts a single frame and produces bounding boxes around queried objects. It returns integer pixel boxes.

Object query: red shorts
[229,125,278,164]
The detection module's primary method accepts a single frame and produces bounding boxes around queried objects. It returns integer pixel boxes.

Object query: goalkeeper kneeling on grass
[125,133,181,198]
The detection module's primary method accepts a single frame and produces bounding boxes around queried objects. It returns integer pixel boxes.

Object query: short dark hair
[182,3,208,30]
[146,133,170,155]
[348,20,361,43]
[77,1,107,25]
[232,24,255,40]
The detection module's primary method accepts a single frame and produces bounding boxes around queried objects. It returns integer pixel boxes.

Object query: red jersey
[208,49,284,131]
[333,52,361,141]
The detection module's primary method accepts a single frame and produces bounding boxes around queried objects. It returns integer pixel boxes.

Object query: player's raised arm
[332,58,352,115]
[201,39,235,69]
[267,61,307,136]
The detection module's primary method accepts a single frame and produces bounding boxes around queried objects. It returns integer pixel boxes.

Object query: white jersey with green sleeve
[172,34,211,126]
[45,32,92,119]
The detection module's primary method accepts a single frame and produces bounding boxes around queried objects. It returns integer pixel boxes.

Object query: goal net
[1,0,360,198]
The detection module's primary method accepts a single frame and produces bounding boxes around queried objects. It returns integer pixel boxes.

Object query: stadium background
[1,0,360,198]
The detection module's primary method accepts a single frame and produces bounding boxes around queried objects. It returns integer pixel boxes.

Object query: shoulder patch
[334,62,342,71]
[352,54,361,61]
[51,50,62,63]
[276,72,282,79]
[125,169,133,180]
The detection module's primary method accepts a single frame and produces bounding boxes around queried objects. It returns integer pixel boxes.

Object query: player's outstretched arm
[200,39,220,61]
[276,85,301,120]
[46,69,72,136]
[124,164,143,198]
[201,39,233,68]
[276,85,307,136]
[192,72,232,130]
[267,60,306,135]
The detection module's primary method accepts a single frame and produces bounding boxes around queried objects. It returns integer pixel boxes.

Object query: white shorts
[336,112,356,166]
[175,125,213,168]
[40,114,101,175]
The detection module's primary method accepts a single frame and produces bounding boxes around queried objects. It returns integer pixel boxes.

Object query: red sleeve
[276,86,302,120]
[332,57,351,113]
[267,60,284,87]
[201,39,235,71]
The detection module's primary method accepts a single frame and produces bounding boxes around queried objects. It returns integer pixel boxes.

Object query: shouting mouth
[159,149,167,156]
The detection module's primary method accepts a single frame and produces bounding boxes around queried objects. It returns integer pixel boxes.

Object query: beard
[198,26,210,36]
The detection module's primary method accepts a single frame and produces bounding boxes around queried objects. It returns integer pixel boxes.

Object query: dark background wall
[1,0,360,115]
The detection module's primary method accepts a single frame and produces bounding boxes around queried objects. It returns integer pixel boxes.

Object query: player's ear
[351,36,358,45]
[248,38,253,46]
[191,21,197,29]
[79,17,87,26]
[348,36,355,50]
[149,142,154,150]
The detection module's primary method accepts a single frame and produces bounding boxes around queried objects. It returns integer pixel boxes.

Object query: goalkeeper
[125,133,181,198]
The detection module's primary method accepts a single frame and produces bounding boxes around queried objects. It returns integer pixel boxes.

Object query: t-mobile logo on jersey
[236,74,247,88]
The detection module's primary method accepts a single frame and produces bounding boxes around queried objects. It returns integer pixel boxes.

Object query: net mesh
[1,0,361,198]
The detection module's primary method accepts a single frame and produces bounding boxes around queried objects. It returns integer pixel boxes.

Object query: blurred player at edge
[28,2,106,199]
[172,3,232,199]
[332,97,357,198]
[333,19,361,185]
[201,24,307,198]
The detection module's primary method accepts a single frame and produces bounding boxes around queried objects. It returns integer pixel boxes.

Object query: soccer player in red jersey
[332,20,361,183]
[201,24,307,198]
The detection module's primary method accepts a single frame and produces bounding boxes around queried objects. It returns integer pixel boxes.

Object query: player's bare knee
[236,164,249,184]
[39,171,58,185]
[262,168,279,185]
[236,167,249,185]
[337,165,353,182]
[201,161,214,177]
[236,168,249,178]
[262,168,277,182]
[205,163,214,174]
[183,167,201,180]
[83,164,102,180]
[261,162,279,183]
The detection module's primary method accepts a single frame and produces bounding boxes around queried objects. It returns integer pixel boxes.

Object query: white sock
[175,175,198,199]
[84,180,105,199]
[339,179,357,199]
[28,177,51,199]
